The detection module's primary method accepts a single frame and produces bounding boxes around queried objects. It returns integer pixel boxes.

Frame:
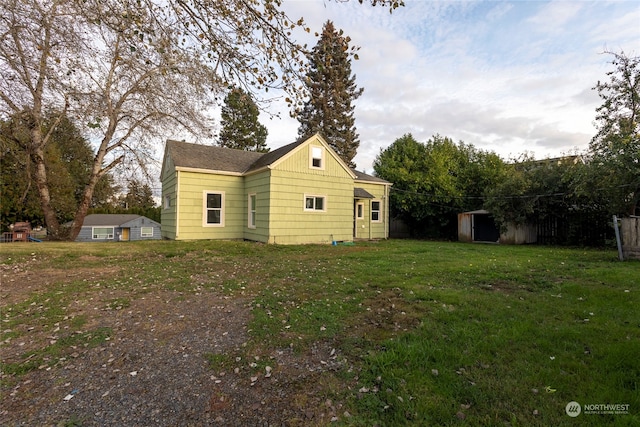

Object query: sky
[258,0,640,173]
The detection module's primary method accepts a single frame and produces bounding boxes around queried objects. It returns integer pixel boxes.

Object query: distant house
[76,214,161,242]
[160,134,392,244]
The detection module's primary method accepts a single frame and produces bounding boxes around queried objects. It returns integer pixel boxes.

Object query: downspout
[384,185,389,239]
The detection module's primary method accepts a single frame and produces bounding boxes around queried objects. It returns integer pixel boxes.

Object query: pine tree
[297,21,363,168]
[219,88,269,153]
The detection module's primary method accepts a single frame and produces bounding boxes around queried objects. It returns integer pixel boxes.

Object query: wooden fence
[621,217,640,260]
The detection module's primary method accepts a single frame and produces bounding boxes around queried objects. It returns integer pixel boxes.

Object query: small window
[163,194,171,209]
[371,200,381,222]
[141,227,153,237]
[248,194,256,228]
[92,227,114,239]
[356,202,364,219]
[304,195,326,211]
[310,146,324,169]
[204,191,224,226]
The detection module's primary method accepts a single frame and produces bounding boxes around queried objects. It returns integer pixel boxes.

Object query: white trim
[203,190,225,227]
[248,193,257,229]
[176,166,244,176]
[304,194,327,212]
[175,171,181,238]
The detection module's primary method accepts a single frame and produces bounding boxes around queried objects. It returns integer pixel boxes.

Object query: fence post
[613,215,624,261]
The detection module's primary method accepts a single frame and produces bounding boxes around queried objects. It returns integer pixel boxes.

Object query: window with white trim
[204,191,224,226]
[371,200,381,222]
[310,145,324,169]
[92,227,114,239]
[141,227,154,237]
[304,195,326,211]
[163,194,171,209]
[248,193,256,228]
[356,202,364,220]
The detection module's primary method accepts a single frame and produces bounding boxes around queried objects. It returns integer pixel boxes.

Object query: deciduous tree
[588,51,639,216]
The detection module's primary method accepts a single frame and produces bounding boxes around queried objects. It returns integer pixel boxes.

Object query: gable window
[304,195,326,212]
[141,227,154,237]
[310,146,324,170]
[204,191,224,226]
[371,200,381,222]
[356,202,364,220]
[93,227,114,239]
[248,193,256,228]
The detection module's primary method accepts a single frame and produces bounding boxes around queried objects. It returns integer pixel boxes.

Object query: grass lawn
[1,239,638,426]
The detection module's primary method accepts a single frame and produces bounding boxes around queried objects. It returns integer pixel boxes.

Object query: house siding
[243,171,271,243]
[267,164,354,245]
[175,172,245,240]
[161,169,178,239]
[121,217,162,241]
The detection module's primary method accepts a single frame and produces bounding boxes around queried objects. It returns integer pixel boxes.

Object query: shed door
[473,214,500,242]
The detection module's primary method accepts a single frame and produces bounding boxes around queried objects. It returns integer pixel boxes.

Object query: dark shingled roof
[82,214,144,226]
[352,169,391,184]
[354,187,375,199]
[166,140,265,174]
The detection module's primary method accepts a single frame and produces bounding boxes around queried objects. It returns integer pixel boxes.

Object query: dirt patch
[1,275,352,426]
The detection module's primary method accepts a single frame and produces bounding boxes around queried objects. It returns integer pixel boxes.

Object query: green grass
[1,239,638,426]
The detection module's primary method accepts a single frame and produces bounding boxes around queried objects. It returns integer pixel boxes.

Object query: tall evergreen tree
[297,21,363,167]
[219,88,269,153]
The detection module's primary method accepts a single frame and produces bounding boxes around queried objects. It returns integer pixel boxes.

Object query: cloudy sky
[260,0,640,172]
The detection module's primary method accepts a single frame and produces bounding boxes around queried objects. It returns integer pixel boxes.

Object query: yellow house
[160,134,392,244]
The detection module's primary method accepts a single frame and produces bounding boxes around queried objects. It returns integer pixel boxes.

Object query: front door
[354,201,364,238]
[121,228,130,241]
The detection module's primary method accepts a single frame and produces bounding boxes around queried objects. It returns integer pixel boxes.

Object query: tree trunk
[31,129,64,240]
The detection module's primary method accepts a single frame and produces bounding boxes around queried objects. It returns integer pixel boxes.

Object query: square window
[304,195,326,211]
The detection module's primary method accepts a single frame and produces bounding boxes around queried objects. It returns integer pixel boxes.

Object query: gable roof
[81,214,155,227]
[163,135,391,186]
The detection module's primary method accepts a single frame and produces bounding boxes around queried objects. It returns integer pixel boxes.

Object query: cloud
[263,0,640,172]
